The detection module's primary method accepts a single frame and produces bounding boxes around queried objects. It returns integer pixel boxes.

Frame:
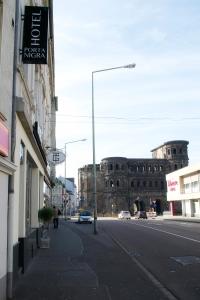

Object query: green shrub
[38,207,53,223]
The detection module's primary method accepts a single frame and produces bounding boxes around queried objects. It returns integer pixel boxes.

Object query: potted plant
[38,207,53,248]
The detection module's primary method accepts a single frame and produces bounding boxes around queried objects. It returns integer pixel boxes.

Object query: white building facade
[0,1,16,299]
[166,164,200,218]
[0,1,57,298]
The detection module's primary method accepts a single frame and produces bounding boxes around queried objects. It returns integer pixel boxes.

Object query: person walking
[53,206,59,228]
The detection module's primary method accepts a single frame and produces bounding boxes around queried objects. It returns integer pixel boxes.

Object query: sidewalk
[13,219,170,300]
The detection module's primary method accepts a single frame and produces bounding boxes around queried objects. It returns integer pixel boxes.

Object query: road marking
[108,232,178,300]
[132,222,200,243]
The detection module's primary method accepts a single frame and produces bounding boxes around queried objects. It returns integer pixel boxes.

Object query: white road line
[108,232,178,300]
[132,222,200,243]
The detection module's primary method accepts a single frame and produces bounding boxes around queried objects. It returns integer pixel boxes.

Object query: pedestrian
[53,206,59,228]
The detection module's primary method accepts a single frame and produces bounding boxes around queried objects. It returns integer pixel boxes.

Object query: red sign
[0,121,9,157]
[167,179,178,192]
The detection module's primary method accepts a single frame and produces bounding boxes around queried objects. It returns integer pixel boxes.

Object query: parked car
[78,210,92,224]
[118,211,131,219]
[135,211,148,219]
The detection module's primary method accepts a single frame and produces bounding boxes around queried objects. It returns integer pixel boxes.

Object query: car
[118,211,131,219]
[78,210,92,224]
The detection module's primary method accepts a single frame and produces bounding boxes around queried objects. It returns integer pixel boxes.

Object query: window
[149,181,152,187]
[172,148,176,154]
[110,180,114,187]
[184,183,190,194]
[116,180,120,187]
[155,181,158,187]
[161,181,164,190]
[109,164,113,170]
[174,164,177,170]
[131,181,134,187]
[191,181,199,193]
[20,141,25,165]
[137,181,140,187]
[167,148,171,155]
[143,181,146,187]
[116,164,119,170]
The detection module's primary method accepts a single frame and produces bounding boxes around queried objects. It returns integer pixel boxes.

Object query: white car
[118,211,131,219]
[78,210,92,224]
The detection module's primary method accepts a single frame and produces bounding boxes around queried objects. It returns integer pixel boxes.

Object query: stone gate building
[78,140,189,215]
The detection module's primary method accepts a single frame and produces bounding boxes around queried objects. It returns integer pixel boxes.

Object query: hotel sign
[0,120,9,157]
[22,6,48,64]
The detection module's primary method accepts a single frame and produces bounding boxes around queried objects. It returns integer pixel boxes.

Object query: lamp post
[64,139,87,219]
[92,63,136,234]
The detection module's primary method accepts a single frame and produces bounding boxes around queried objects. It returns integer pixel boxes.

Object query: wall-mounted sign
[167,179,178,192]
[22,6,49,64]
[0,120,9,157]
[47,150,66,166]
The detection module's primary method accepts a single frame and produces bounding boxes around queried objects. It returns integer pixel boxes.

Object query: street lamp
[92,63,136,234]
[64,139,87,218]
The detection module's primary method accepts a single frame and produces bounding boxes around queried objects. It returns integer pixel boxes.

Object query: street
[13,217,200,300]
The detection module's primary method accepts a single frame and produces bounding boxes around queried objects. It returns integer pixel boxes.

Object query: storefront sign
[167,179,178,192]
[22,6,48,64]
[0,120,9,157]
[47,150,66,166]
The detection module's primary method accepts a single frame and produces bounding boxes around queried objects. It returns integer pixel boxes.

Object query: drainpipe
[7,0,20,298]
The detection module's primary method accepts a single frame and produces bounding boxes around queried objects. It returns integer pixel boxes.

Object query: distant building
[78,140,189,215]
[58,177,78,215]
[166,163,200,217]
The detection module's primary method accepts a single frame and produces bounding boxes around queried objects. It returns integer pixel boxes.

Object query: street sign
[47,150,66,166]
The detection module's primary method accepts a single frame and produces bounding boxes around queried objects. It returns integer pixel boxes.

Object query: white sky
[54,0,200,184]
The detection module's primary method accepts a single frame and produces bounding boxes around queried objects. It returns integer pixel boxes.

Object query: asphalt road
[70,217,200,300]
[13,218,200,300]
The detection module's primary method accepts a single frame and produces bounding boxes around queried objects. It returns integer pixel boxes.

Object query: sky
[53,0,200,185]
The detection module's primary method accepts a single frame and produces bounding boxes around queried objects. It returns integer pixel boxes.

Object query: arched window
[172,148,176,154]
[116,180,120,187]
[131,181,134,187]
[161,181,164,190]
[109,164,113,170]
[137,181,140,187]
[110,180,114,187]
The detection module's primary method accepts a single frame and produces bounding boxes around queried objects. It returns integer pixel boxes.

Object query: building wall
[166,163,200,217]
[79,140,189,215]
[0,1,16,299]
